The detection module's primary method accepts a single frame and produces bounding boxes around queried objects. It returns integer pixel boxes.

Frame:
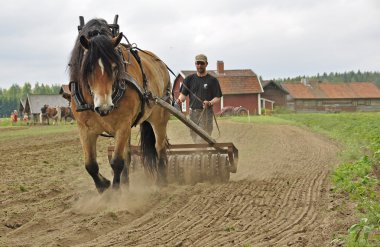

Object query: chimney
[217,61,224,74]
[301,78,308,85]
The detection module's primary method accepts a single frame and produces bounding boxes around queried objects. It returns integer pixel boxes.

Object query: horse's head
[79,32,123,116]
[41,104,48,113]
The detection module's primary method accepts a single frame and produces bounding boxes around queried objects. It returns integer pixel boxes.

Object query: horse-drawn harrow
[74,14,238,185]
[108,98,239,185]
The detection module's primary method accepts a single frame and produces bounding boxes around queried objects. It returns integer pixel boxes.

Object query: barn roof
[179,69,263,95]
[262,80,288,94]
[26,94,69,114]
[281,81,380,99]
[18,98,27,112]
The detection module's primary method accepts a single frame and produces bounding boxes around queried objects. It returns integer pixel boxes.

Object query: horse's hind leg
[151,116,170,187]
[80,131,110,193]
[157,147,168,186]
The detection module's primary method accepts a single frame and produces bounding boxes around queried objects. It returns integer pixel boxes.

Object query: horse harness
[69,42,168,128]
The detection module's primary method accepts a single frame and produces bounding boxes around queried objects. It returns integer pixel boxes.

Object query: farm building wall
[262,84,287,107]
[290,98,380,113]
[223,94,259,115]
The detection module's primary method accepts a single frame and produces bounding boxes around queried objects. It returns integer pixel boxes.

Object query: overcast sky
[0,0,379,89]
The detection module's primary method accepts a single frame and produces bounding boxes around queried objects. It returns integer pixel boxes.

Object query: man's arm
[203,77,222,108]
[203,97,220,108]
[209,97,220,106]
[176,93,186,105]
[177,76,192,105]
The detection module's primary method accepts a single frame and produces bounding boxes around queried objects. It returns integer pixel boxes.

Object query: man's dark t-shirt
[180,74,222,109]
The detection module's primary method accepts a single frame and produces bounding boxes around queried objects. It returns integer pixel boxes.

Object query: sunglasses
[196,61,206,65]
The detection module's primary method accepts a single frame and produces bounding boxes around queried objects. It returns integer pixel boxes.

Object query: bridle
[69,43,148,127]
[70,15,173,128]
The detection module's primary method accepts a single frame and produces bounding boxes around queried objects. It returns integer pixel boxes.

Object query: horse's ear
[112,32,123,47]
[80,35,90,50]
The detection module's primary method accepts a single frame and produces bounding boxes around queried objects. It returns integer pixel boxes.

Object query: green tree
[21,82,32,97]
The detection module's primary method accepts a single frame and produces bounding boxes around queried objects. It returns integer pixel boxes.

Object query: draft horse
[68,18,171,193]
[60,106,75,123]
[40,104,61,125]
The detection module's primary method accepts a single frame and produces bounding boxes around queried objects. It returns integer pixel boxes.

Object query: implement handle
[154,97,216,144]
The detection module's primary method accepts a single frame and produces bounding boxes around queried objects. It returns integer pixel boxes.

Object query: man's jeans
[189,108,213,143]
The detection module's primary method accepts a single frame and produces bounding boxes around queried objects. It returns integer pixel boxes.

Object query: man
[176,54,222,143]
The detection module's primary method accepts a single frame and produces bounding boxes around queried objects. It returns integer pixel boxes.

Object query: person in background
[23,112,29,124]
[176,54,222,143]
[11,110,18,125]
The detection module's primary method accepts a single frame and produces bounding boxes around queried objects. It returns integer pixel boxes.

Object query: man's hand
[203,100,212,109]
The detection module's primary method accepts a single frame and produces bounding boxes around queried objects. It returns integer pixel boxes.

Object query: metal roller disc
[219,155,230,183]
[209,153,218,183]
[167,155,178,184]
[183,155,194,185]
[176,155,185,184]
[192,154,201,185]
[200,153,211,182]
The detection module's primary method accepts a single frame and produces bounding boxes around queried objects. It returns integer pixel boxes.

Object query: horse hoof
[96,180,111,193]
[96,187,107,193]
[157,178,168,187]
[112,182,120,190]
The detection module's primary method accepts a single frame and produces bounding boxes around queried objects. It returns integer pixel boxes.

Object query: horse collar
[69,81,94,112]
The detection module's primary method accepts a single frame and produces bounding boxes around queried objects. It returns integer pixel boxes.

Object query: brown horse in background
[68,18,171,193]
[40,104,61,125]
[60,106,75,123]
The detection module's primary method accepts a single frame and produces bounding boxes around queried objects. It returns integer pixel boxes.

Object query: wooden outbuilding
[281,80,380,112]
[18,99,27,116]
[261,80,288,111]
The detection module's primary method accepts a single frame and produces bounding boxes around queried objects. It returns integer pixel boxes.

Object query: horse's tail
[140,121,157,174]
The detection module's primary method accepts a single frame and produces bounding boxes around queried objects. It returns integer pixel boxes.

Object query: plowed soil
[0,120,356,246]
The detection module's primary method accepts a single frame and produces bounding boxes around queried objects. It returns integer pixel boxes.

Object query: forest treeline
[274,70,380,86]
[0,82,61,117]
[1,70,380,117]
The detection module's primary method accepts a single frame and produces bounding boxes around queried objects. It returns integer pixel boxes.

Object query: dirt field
[0,120,356,246]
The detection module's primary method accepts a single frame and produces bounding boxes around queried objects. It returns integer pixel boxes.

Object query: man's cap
[195,54,207,63]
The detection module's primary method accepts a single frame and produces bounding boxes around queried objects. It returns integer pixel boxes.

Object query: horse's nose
[94,104,114,116]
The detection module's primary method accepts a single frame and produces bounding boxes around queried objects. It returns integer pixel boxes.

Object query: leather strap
[69,81,94,112]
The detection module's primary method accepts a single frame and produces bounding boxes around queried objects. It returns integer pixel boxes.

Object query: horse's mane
[68,18,123,88]
[80,35,123,85]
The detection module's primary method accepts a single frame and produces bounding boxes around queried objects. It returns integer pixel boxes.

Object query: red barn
[172,61,263,115]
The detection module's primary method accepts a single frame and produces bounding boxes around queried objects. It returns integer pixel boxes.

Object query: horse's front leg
[111,129,130,189]
[80,131,110,193]
[120,137,131,187]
